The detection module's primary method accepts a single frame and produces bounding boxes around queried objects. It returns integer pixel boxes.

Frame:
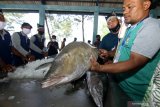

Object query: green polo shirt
[115,17,160,101]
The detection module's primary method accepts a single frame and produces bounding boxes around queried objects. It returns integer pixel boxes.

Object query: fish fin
[42,76,65,88]
[35,62,52,70]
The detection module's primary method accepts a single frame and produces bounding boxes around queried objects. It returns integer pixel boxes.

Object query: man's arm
[0,57,15,72]
[90,51,149,73]
[11,46,26,60]
[30,35,43,54]
[99,48,116,59]
[12,32,29,56]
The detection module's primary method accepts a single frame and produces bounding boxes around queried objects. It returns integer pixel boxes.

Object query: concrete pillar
[92,6,99,44]
[39,5,45,26]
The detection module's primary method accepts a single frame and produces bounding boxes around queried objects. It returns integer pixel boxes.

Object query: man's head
[88,40,91,44]
[37,24,44,35]
[96,35,101,41]
[74,37,77,41]
[106,16,120,33]
[21,22,32,35]
[123,0,151,25]
[63,38,66,41]
[52,35,56,39]
[0,13,6,30]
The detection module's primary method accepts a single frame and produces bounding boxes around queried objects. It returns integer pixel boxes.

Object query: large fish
[87,72,104,107]
[42,42,98,88]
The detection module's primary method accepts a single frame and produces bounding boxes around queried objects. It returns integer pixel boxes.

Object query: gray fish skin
[87,72,103,107]
[42,42,98,88]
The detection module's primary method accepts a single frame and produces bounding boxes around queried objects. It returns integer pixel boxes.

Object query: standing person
[0,13,15,81]
[100,15,121,63]
[47,35,59,57]
[59,38,66,51]
[90,0,160,102]
[30,24,47,60]
[12,22,36,66]
[73,37,77,42]
[100,15,120,51]
[93,34,101,48]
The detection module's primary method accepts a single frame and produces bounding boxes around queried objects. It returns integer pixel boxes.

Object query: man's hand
[1,64,15,72]
[90,56,101,71]
[99,49,109,58]
[26,55,35,62]
[42,52,48,57]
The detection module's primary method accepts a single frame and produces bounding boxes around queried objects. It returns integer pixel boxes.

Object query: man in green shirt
[90,0,160,102]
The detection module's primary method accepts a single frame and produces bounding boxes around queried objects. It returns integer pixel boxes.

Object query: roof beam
[45,0,123,4]
[0,4,40,10]
[0,4,123,14]
[0,0,123,4]
[0,4,159,16]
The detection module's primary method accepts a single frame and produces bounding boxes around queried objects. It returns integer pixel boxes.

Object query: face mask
[52,39,56,42]
[0,21,6,30]
[38,31,44,35]
[109,23,120,33]
[22,28,31,35]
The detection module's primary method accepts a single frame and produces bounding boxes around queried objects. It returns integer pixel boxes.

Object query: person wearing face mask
[91,14,121,102]
[0,13,15,82]
[47,35,59,57]
[93,34,101,48]
[30,24,47,60]
[59,38,66,51]
[99,14,120,63]
[12,22,37,66]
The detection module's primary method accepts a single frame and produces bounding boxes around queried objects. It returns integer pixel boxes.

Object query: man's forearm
[30,42,43,54]
[99,52,149,74]
[11,47,26,58]
[99,61,132,73]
